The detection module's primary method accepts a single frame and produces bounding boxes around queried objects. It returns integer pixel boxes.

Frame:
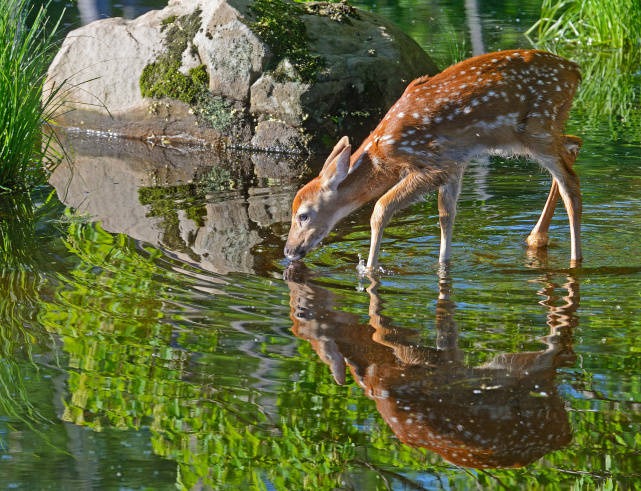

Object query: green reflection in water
[28,215,641,487]
[0,190,65,434]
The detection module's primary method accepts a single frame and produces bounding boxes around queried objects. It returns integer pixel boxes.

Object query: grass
[528,0,641,49]
[0,0,67,192]
[526,0,641,137]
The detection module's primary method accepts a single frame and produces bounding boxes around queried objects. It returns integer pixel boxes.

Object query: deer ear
[321,136,350,173]
[320,145,351,191]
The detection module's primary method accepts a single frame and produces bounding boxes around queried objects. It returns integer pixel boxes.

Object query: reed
[527,0,641,136]
[0,0,66,191]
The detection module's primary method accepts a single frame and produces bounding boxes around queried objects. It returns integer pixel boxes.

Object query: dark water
[3,0,641,488]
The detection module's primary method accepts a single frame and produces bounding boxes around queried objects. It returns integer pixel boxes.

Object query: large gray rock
[46,0,438,153]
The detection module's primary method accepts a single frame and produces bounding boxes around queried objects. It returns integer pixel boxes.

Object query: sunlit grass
[529,0,641,49]
[0,0,67,191]
[527,0,641,138]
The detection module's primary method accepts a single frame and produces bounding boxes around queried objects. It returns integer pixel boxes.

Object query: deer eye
[298,213,310,224]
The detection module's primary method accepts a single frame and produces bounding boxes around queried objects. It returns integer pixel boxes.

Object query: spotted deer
[284,49,583,269]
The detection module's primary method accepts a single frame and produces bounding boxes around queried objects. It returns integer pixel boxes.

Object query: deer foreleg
[367,172,432,269]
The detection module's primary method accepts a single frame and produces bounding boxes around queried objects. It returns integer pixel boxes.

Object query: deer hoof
[526,232,549,248]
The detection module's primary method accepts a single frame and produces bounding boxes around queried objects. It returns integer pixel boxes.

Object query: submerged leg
[536,146,582,265]
[527,135,582,249]
[438,168,464,263]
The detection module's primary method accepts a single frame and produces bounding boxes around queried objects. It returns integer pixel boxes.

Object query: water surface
[3,0,641,488]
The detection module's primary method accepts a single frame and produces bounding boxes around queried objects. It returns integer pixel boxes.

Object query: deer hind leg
[438,167,464,263]
[367,171,439,269]
[534,137,583,264]
[527,135,582,249]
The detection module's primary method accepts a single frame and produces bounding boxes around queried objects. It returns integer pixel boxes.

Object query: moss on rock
[161,9,202,58]
[140,62,209,104]
[248,0,324,82]
[140,9,207,103]
[160,15,177,28]
[139,9,239,133]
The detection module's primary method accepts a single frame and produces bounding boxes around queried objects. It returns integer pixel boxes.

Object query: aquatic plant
[527,0,641,136]
[0,0,66,191]
[529,0,641,49]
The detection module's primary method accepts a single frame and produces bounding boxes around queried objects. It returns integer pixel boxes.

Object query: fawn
[284,49,583,269]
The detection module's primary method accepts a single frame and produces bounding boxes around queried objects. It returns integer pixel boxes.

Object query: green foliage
[529,0,641,49]
[249,0,325,82]
[0,0,66,191]
[527,0,641,137]
[440,25,468,67]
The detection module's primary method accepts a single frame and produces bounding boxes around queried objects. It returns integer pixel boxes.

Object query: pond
[2,0,641,488]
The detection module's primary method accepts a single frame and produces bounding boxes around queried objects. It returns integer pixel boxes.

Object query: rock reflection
[49,131,303,274]
[286,264,579,468]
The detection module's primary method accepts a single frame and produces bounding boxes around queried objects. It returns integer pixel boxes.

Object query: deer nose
[284,244,306,261]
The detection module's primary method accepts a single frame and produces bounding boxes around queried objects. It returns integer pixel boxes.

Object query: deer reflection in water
[285,265,579,469]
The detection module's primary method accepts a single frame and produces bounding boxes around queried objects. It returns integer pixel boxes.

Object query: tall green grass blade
[0,0,66,191]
